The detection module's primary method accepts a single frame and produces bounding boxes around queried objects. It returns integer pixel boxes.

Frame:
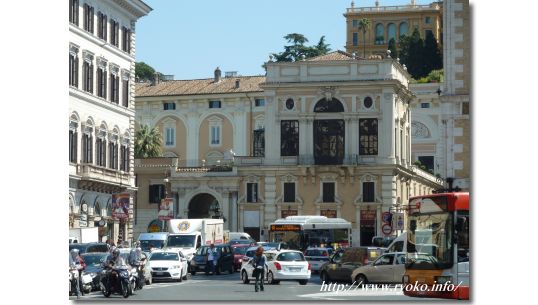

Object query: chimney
[235,78,240,89]
[153,72,160,85]
[214,67,221,83]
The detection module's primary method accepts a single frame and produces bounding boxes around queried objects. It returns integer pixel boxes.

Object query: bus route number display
[270,224,302,231]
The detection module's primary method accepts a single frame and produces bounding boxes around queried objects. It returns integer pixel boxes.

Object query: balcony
[346,3,441,14]
[410,165,444,185]
[77,163,130,185]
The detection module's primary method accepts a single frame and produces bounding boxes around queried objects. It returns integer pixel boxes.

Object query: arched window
[69,113,79,163]
[314,98,344,113]
[94,202,102,216]
[375,23,385,43]
[399,22,409,38]
[387,23,396,41]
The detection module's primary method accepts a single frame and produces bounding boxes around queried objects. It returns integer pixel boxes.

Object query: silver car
[350,252,406,285]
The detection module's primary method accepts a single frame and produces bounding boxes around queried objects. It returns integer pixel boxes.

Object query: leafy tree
[423,31,443,72]
[399,28,426,79]
[264,33,331,68]
[357,18,371,58]
[388,38,398,59]
[134,125,163,158]
[135,62,156,82]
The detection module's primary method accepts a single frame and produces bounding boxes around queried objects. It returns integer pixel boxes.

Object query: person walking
[251,246,268,292]
[206,244,217,275]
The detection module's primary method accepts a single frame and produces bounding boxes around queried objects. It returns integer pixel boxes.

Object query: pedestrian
[206,244,217,275]
[251,246,268,292]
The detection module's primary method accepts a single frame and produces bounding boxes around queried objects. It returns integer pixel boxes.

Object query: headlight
[434,276,452,284]
[403,275,409,284]
[171,265,181,269]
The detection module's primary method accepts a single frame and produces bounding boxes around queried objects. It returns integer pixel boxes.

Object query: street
[70,272,440,301]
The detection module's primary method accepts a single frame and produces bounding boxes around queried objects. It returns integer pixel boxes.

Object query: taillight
[363,258,368,265]
[308,263,311,270]
[274,262,281,270]
[322,252,328,256]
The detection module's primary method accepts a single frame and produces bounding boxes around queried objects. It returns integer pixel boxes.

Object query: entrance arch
[188,193,218,218]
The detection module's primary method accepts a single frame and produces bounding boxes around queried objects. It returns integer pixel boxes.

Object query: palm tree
[358,18,371,58]
[135,124,163,158]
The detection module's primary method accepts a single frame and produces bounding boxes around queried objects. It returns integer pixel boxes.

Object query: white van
[386,232,406,253]
[228,232,253,241]
[385,229,434,253]
[138,232,169,252]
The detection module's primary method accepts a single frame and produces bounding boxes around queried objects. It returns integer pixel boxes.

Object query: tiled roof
[136,75,266,97]
[306,50,357,61]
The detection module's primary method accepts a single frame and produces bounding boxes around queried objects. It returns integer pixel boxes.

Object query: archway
[188,193,218,218]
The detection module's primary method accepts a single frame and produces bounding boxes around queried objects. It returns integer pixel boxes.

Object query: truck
[69,227,99,244]
[166,219,224,266]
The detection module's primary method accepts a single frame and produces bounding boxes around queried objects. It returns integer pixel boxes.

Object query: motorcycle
[69,265,82,298]
[100,265,131,298]
[129,266,140,295]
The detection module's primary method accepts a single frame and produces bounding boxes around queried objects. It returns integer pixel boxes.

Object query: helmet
[70,248,79,259]
[112,249,120,257]
[134,241,141,248]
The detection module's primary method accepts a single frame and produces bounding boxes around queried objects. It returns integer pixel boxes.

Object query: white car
[149,250,189,282]
[350,252,406,285]
[241,249,311,285]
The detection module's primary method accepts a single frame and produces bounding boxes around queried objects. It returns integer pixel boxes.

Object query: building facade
[134,52,443,245]
[69,0,151,244]
[344,0,443,57]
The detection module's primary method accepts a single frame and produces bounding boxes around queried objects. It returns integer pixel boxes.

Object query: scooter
[129,266,140,295]
[100,265,131,298]
[69,266,82,298]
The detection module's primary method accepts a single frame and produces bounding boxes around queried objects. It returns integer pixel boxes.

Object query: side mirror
[242,257,250,262]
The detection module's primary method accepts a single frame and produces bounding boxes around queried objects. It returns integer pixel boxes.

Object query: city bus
[403,192,469,300]
[268,216,352,251]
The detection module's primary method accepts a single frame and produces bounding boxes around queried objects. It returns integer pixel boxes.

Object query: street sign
[382,224,393,236]
[79,214,88,227]
[392,213,404,230]
[382,212,392,223]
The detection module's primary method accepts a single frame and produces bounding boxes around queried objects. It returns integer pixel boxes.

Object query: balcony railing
[77,163,130,184]
[410,165,445,185]
[346,3,440,14]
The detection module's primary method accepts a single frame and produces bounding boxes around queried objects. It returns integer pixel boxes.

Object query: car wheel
[191,270,196,276]
[355,274,368,287]
[241,270,250,284]
[268,271,278,285]
[146,275,152,285]
[299,280,308,285]
[320,271,331,283]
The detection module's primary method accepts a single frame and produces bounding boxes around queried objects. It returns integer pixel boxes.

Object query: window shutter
[89,135,93,163]
[75,57,79,87]
[104,15,107,40]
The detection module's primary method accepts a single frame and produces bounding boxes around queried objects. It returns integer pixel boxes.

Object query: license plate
[289,268,301,272]
[155,272,163,275]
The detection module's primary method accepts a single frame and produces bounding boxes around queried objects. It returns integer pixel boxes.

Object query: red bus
[403,192,469,300]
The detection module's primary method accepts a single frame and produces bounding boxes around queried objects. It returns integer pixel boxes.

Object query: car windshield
[233,247,248,255]
[230,240,251,245]
[150,252,179,261]
[69,244,87,253]
[81,253,107,266]
[277,252,305,262]
[305,249,328,257]
[167,235,196,248]
[196,247,210,255]
[140,240,164,251]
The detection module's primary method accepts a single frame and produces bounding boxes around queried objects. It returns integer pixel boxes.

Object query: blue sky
[135,0,433,80]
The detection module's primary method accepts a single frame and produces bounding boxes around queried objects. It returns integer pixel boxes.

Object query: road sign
[382,212,392,223]
[392,213,404,230]
[382,224,393,236]
[79,214,88,227]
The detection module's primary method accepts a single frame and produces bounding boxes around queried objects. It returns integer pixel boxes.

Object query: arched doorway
[313,98,345,165]
[188,193,218,218]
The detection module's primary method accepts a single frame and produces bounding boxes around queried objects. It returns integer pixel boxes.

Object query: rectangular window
[283,183,295,203]
[110,19,119,47]
[97,12,107,40]
[359,119,378,155]
[69,53,78,87]
[425,16,432,24]
[165,127,175,146]
[122,79,129,107]
[69,0,79,25]
[97,68,107,98]
[418,156,435,172]
[462,102,469,115]
[322,182,335,203]
[247,183,258,203]
[209,100,221,108]
[149,184,165,204]
[210,126,220,145]
[82,61,93,93]
[353,32,358,46]
[121,27,131,53]
[163,102,176,110]
[82,134,93,163]
[363,182,375,202]
[253,129,264,157]
[96,138,106,167]
[69,130,78,163]
[120,145,130,171]
[110,73,119,103]
[420,102,430,108]
[83,4,94,33]
[108,142,118,169]
[280,120,299,156]
[352,19,358,27]
[255,99,265,107]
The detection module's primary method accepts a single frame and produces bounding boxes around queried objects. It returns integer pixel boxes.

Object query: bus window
[457,212,469,262]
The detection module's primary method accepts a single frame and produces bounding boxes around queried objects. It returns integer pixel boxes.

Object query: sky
[135,0,433,80]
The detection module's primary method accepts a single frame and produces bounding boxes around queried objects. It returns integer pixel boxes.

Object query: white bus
[268,216,352,251]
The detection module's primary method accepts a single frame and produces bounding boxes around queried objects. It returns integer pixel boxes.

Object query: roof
[305,50,357,62]
[135,75,266,97]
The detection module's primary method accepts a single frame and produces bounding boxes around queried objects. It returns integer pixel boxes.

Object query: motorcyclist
[69,249,86,297]
[103,248,127,291]
[129,241,145,287]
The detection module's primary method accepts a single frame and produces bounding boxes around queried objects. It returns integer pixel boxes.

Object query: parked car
[229,239,256,246]
[241,250,311,285]
[319,247,385,283]
[190,244,234,275]
[350,252,406,285]
[81,252,109,291]
[304,247,333,273]
[231,244,251,272]
[149,250,189,282]
[69,242,109,254]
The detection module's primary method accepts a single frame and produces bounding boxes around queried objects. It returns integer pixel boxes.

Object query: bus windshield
[406,212,453,269]
[270,228,349,251]
[167,235,196,248]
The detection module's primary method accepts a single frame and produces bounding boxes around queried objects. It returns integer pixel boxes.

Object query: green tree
[134,125,163,158]
[264,33,331,68]
[135,62,156,82]
[399,28,426,79]
[388,38,398,59]
[423,31,443,72]
[357,18,371,58]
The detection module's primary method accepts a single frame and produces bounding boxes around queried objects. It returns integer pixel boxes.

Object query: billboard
[112,193,130,220]
[158,197,173,220]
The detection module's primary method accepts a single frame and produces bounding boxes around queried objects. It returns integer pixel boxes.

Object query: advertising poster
[158,197,173,220]
[112,193,130,220]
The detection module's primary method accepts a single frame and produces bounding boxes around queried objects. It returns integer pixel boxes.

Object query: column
[264,175,277,225]
[221,191,230,231]
[231,191,238,231]
[239,205,244,231]
[376,205,382,237]
[305,117,314,162]
[350,117,359,157]
[186,112,198,166]
[233,109,247,156]
[381,92,395,164]
[355,204,361,247]
[299,117,307,160]
[344,118,351,164]
[264,95,279,164]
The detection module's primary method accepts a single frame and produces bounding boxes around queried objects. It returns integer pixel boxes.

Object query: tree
[134,125,163,158]
[399,28,426,79]
[263,33,331,68]
[357,18,371,58]
[423,31,443,72]
[135,62,156,82]
[388,38,398,59]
